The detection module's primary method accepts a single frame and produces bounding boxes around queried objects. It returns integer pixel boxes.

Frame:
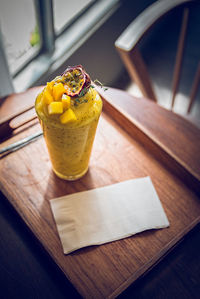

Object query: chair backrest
[115,0,200,115]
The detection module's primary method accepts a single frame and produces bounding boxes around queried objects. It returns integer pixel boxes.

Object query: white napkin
[50,177,169,254]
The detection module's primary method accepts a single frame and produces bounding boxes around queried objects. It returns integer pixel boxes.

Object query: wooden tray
[0,87,200,299]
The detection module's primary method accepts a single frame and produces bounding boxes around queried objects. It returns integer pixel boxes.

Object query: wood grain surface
[97,86,200,196]
[0,87,200,298]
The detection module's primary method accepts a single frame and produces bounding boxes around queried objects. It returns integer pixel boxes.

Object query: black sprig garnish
[93,79,108,92]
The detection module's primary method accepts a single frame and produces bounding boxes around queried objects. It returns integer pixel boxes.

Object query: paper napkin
[50,177,169,254]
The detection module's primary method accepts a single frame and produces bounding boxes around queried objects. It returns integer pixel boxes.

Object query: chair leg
[171,8,189,109]
[187,62,200,113]
[117,47,157,102]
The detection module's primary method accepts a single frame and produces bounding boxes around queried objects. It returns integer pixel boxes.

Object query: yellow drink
[35,66,102,180]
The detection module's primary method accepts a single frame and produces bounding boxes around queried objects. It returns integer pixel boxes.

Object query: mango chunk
[60,108,77,124]
[43,89,54,105]
[48,102,63,114]
[46,81,55,92]
[62,94,71,110]
[53,83,66,101]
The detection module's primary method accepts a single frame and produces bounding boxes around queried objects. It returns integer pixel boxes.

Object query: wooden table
[0,86,200,298]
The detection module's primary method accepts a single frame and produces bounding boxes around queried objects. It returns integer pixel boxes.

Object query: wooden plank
[0,86,43,139]
[0,87,200,298]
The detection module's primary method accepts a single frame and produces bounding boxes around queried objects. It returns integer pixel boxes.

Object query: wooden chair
[115,0,200,115]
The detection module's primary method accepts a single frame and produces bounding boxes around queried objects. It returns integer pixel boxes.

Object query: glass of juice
[35,65,102,180]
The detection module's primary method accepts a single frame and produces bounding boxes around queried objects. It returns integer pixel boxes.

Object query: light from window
[53,0,95,34]
[0,0,39,75]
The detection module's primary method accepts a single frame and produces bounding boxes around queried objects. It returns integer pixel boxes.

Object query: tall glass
[35,89,102,180]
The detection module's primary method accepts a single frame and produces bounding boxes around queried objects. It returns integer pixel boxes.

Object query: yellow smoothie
[35,66,102,180]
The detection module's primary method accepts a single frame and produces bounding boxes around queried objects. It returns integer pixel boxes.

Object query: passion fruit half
[61,65,91,97]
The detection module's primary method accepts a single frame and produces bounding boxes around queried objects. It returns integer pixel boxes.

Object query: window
[53,0,95,34]
[0,0,39,75]
[0,0,121,96]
